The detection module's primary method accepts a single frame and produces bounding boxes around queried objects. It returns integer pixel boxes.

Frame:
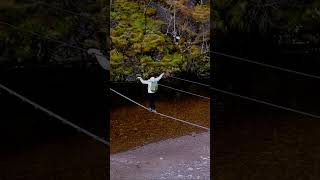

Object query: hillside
[110,0,210,81]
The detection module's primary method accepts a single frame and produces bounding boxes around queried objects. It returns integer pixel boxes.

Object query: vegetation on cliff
[110,0,210,81]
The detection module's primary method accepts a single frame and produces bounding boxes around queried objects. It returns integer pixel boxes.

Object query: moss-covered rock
[110,0,210,81]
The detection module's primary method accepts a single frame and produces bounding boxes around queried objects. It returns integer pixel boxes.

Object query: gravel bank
[110,132,210,180]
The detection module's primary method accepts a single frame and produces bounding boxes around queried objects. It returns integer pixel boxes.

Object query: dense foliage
[0,0,210,80]
[110,0,210,81]
[0,0,107,66]
[212,0,320,46]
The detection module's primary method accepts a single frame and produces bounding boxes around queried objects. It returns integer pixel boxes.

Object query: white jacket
[138,73,164,93]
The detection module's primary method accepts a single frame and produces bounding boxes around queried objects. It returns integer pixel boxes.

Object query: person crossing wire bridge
[137,72,168,112]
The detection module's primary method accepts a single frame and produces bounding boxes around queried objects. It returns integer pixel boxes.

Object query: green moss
[111,26,126,36]
[132,17,145,29]
[110,0,209,81]
[142,34,165,52]
[129,30,143,43]
[161,53,183,65]
[111,36,128,49]
[147,7,157,15]
[192,5,210,23]
[111,49,125,62]
[140,55,153,63]
[110,11,117,19]
[190,45,201,58]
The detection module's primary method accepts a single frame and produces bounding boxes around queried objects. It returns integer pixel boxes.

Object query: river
[213,31,320,179]
[0,65,108,179]
[110,80,210,154]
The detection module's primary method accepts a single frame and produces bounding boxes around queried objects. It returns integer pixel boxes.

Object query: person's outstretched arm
[137,77,149,84]
[155,73,164,81]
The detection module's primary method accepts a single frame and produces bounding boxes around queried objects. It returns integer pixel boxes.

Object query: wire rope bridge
[4,2,320,147]
[110,88,210,131]
[0,18,211,147]
[0,1,209,149]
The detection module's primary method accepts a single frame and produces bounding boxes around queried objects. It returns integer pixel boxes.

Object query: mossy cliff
[110,0,210,81]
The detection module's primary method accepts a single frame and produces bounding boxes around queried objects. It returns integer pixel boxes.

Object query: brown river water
[0,67,108,179]
[110,82,210,154]
[214,104,320,180]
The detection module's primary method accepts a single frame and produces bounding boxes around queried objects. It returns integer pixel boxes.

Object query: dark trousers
[148,93,156,110]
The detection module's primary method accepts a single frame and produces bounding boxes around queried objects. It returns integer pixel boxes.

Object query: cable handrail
[170,76,210,87]
[110,88,210,131]
[7,1,320,131]
[212,51,320,80]
[169,76,320,120]
[112,81,210,100]
[158,83,210,100]
[210,86,320,119]
[0,83,109,146]
[110,88,149,111]
[0,20,111,146]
